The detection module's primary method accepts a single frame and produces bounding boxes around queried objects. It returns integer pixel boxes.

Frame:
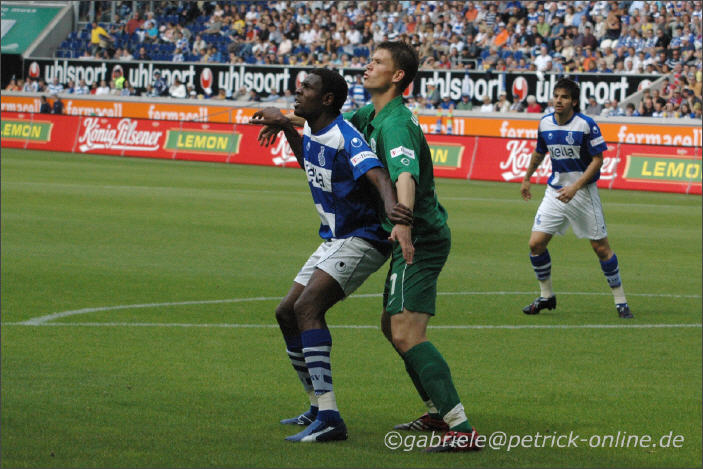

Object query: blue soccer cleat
[522,296,556,315]
[280,410,316,426]
[285,418,348,442]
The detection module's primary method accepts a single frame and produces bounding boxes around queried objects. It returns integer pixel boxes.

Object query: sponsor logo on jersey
[350,151,376,166]
[370,137,377,153]
[390,145,415,159]
[548,144,578,158]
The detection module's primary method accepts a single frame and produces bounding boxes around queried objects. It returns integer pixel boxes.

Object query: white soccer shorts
[531,183,608,240]
[294,237,389,296]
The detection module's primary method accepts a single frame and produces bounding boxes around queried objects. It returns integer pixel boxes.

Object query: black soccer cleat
[616,303,634,319]
[522,296,557,315]
[394,413,449,432]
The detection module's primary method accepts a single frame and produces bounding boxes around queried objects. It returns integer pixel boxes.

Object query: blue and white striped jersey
[536,112,608,189]
[302,114,387,244]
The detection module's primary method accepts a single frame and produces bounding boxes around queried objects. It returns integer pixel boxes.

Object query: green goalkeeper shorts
[383,223,451,316]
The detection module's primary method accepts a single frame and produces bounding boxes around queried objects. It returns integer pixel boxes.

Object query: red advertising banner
[2,112,700,195]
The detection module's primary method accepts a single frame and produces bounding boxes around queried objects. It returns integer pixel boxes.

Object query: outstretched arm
[257,113,306,147]
[251,108,304,168]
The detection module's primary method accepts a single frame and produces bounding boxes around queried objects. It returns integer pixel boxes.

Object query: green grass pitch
[1,148,701,468]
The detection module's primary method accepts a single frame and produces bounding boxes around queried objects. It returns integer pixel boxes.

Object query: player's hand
[388,202,413,226]
[556,185,577,203]
[251,107,288,128]
[389,224,414,265]
[257,125,280,146]
[520,180,532,201]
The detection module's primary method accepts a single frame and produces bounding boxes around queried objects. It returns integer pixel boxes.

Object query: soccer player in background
[251,69,413,442]
[520,77,633,319]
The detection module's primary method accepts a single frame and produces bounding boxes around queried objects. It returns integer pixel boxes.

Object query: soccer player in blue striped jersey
[251,69,414,443]
[520,78,633,319]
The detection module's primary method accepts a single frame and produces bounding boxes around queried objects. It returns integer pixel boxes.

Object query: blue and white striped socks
[284,335,318,417]
[301,328,340,423]
[530,250,554,298]
[600,253,627,305]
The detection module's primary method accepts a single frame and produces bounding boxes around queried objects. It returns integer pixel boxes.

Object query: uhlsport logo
[200,67,213,94]
[637,79,652,92]
[296,71,307,90]
[28,61,41,79]
[111,64,123,80]
[402,81,414,98]
[512,76,528,102]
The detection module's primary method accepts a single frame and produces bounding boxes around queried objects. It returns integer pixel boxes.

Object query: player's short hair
[309,68,348,113]
[554,77,580,112]
[377,41,418,93]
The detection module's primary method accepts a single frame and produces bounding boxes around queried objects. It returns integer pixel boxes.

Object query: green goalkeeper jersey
[345,96,448,235]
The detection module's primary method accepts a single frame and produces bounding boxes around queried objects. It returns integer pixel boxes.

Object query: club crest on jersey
[548,132,553,140]
[318,147,326,166]
[592,125,600,134]
[350,137,362,148]
[566,131,574,145]
[401,157,410,166]
[390,146,415,159]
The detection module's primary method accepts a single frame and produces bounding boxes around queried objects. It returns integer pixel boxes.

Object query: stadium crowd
[6,0,702,118]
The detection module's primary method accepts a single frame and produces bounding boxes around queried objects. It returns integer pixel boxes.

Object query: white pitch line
[15,291,702,326]
[9,182,699,211]
[2,322,700,330]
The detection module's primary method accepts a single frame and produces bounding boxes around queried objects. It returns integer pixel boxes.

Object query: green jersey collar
[370,95,405,130]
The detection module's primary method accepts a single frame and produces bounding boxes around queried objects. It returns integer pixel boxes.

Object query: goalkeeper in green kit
[259,41,480,453]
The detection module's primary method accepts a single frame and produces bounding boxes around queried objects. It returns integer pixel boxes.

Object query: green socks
[404,341,472,432]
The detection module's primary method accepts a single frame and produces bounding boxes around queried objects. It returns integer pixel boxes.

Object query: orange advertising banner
[2,94,701,147]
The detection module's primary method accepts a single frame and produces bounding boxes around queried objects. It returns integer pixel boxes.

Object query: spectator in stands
[23,78,39,93]
[126,11,143,35]
[90,21,114,54]
[137,46,150,60]
[192,34,207,56]
[534,45,553,71]
[52,95,64,114]
[119,47,134,61]
[4,78,20,91]
[75,79,89,95]
[496,91,511,112]
[522,95,539,113]
[152,71,167,96]
[47,77,64,95]
[96,79,110,96]
[426,81,441,108]
[584,96,603,115]
[39,95,51,113]
[456,94,472,111]
[64,79,76,94]
[169,78,187,98]
[479,95,494,112]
